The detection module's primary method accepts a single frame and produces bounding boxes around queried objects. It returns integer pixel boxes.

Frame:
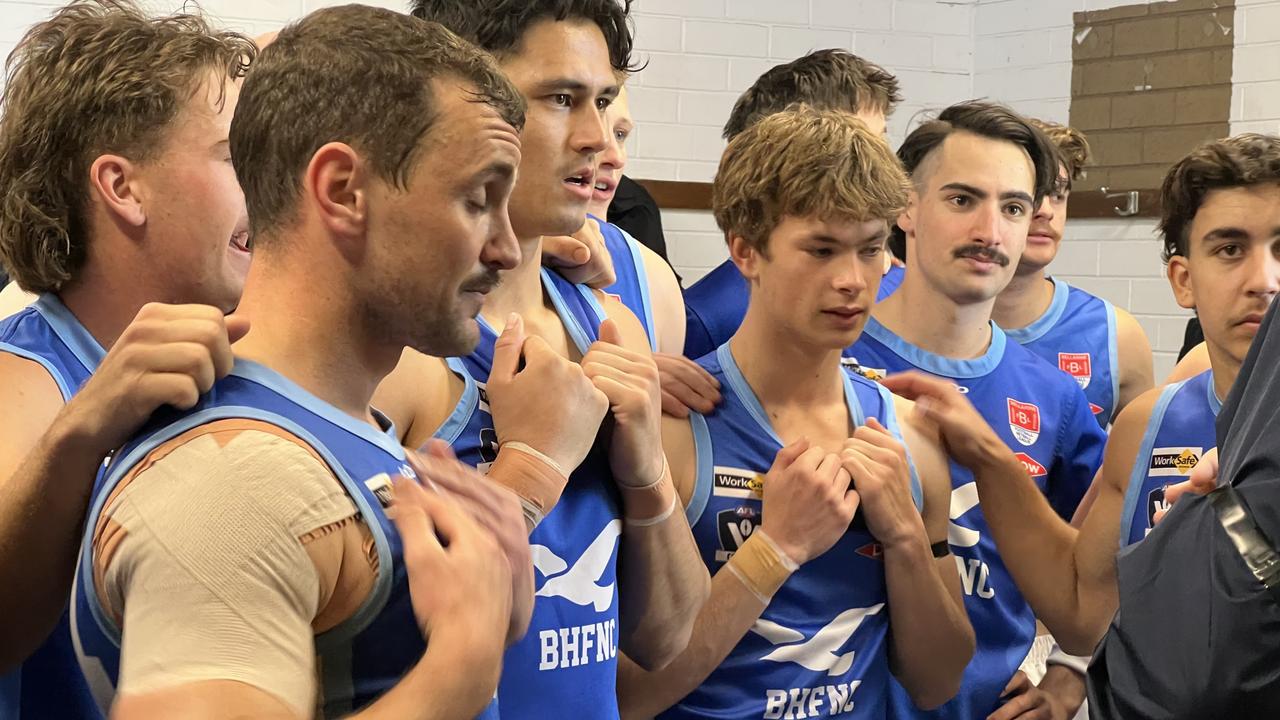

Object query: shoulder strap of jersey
[1119,381,1186,547]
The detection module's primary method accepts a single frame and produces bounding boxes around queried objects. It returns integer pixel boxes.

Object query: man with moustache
[847,101,1107,720]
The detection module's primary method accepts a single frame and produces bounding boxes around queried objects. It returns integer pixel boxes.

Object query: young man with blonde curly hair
[618,107,973,720]
[0,2,255,715]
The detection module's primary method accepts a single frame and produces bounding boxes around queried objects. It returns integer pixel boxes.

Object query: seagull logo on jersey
[948,482,981,548]
[948,482,996,598]
[1149,447,1202,477]
[1007,399,1041,446]
[752,604,885,677]
[532,519,621,612]
[1014,453,1047,479]
[1058,352,1092,389]
[716,507,760,562]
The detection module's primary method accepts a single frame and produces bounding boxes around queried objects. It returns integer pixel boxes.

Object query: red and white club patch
[1058,352,1092,390]
[1007,398,1041,446]
[1014,452,1047,478]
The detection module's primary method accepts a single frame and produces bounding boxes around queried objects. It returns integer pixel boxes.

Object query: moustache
[954,245,1010,267]
[460,270,501,295]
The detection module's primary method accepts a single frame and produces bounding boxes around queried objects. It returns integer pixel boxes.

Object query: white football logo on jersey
[532,519,622,612]
[751,604,885,676]
[949,482,981,548]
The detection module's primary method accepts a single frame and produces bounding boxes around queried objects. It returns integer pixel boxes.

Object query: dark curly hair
[1159,134,1280,263]
[410,0,639,74]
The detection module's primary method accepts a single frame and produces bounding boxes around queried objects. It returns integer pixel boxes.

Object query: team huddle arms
[0,0,1274,719]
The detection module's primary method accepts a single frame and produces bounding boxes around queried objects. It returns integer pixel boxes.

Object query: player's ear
[897,188,918,238]
[728,234,762,281]
[1167,254,1195,311]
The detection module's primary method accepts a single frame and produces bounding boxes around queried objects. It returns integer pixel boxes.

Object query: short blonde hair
[1030,119,1091,189]
[0,0,255,292]
[713,106,910,254]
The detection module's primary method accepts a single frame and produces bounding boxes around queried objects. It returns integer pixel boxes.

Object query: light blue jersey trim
[620,226,657,351]
[686,412,714,526]
[1206,370,1223,416]
[716,344,785,446]
[1119,381,1182,546]
[433,358,480,446]
[79,406,396,648]
[0,342,72,400]
[872,381,923,511]
[232,360,406,459]
[1105,300,1120,423]
[542,268,595,356]
[1002,278,1069,344]
[861,316,1007,379]
[32,293,106,373]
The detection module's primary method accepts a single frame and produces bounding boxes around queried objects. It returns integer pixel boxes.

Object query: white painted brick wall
[2,0,1271,379]
[1232,0,1280,135]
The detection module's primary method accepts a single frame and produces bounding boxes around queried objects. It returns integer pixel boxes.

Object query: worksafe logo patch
[1149,447,1202,477]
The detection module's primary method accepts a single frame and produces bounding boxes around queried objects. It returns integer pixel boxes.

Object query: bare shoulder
[0,351,67,476]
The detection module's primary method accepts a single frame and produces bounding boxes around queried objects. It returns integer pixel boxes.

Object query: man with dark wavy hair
[848,101,1107,720]
[378,2,709,719]
[0,2,255,715]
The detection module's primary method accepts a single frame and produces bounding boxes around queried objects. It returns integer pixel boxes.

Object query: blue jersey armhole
[1105,301,1120,423]
[685,412,714,526]
[79,407,395,649]
[1119,382,1182,547]
[431,358,480,446]
[617,226,657,351]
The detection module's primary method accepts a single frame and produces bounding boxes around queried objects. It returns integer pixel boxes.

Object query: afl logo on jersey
[715,507,759,562]
[1058,352,1092,389]
[1007,399,1041,446]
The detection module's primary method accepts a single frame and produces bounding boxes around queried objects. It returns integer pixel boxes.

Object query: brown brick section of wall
[1069,0,1234,192]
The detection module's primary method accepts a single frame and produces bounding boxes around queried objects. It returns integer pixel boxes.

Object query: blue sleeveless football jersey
[442,267,624,720]
[1119,369,1220,547]
[849,317,1106,720]
[70,359,498,719]
[660,343,921,720]
[595,216,656,351]
[1003,278,1119,427]
[0,294,105,720]
[683,260,903,361]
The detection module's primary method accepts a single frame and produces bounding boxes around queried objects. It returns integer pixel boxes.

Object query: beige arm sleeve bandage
[96,421,359,717]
